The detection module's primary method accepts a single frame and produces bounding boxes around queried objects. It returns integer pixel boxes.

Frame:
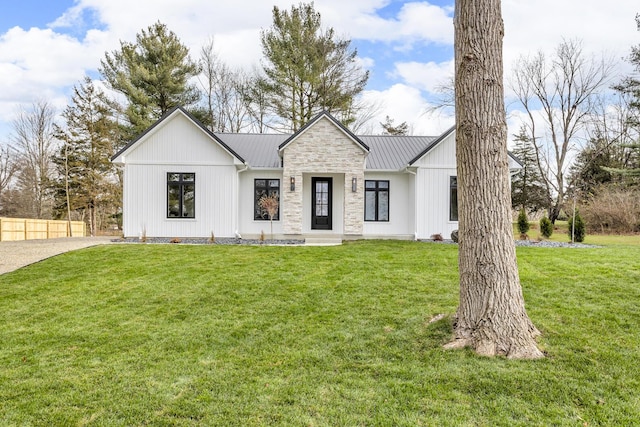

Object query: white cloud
[361,84,454,135]
[324,1,453,46]
[0,26,109,112]
[502,0,638,71]
[391,60,454,94]
[0,0,639,142]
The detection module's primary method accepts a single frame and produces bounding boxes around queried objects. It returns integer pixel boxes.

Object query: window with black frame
[254,179,280,220]
[364,180,389,221]
[167,173,195,218]
[450,176,458,221]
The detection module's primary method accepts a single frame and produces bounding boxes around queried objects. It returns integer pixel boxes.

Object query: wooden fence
[0,217,86,241]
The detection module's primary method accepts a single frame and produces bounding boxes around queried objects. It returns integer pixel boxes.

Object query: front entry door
[311,177,332,230]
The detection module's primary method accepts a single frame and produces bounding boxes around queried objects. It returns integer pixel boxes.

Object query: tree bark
[447,0,543,359]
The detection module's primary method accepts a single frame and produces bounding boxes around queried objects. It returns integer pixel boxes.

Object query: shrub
[568,211,586,243]
[517,209,530,236]
[581,186,640,233]
[539,215,553,238]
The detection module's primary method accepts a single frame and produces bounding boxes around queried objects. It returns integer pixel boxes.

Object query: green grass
[1,241,639,426]
[515,220,640,246]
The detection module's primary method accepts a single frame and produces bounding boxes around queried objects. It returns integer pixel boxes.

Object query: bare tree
[242,70,272,133]
[198,37,219,131]
[445,0,543,358]
[0,144,19,207]
[510,40,614,222]
[198,38,253,133]
[257,193,279,240]
[11,101,57,218]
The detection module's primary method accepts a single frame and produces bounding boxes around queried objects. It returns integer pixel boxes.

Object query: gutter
[234,163,249,237]
[403,166,418,240]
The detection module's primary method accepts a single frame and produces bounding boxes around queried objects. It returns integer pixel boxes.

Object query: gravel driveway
[0,236,114,275]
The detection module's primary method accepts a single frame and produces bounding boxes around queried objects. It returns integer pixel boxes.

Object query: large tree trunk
[447,0,543,359]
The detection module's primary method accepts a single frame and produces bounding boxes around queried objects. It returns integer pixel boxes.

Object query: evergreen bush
[517,209,530,236]
[568,211,586,242]
[539,215,553,238]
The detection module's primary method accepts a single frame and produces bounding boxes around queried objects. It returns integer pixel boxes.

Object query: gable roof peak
[110,105,245,163]
[278,110,369,152]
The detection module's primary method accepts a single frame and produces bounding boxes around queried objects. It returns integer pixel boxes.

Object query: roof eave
[109,106,247,165]
[408,125,456,166]
[278,110,370,153]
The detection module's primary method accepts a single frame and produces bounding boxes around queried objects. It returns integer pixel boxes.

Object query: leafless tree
[11,101,57,218]
[199,37,219,131]
[198,38,253,133]
[510,40,615,222]
[445,0,543,359]
[0,144,19,208]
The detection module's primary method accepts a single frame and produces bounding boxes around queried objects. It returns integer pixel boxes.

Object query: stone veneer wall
[281,117,366,235]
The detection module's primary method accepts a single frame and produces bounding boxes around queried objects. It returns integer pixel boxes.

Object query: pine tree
[100,21,201,137]
[260,3,368,131]
[604,14,640,180]
[53,77,120,236]
[380,116,409,135]
[510,126,549,213]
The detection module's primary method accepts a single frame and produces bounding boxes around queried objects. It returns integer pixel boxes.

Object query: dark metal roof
[219,133,443,170]
[114,110,522,171]
[360,135,438,170]
[215,133,287,168]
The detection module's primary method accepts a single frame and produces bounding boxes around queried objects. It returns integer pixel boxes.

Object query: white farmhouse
[112,107,520,241]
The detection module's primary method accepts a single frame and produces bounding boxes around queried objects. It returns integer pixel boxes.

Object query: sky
[0,0,638,142]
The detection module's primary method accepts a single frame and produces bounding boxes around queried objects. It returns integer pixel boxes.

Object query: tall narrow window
[450,176,458,221]
[254,179,280,220]
[364,180,389,221]
[167,173,195,218]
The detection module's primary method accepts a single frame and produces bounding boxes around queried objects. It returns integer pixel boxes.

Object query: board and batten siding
[362,172,414,238]
[119,111,240,238]
[238,170,284,238]
[122,164,237,238]
[413,132,458,239]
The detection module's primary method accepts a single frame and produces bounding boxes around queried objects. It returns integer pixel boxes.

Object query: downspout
[404,166,418,240]
[235,163,249,238]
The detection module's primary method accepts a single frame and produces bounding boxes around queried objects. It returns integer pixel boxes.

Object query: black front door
[311,177,332,230]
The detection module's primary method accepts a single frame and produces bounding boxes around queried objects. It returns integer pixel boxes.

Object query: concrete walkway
[0,236,113,275]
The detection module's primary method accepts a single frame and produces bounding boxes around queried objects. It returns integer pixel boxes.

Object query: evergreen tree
[53,77,120,236]
[517,208,530,236]
[569,133,626,196]
[539,215,553,238]
[568,210,586,243]
[100,21,201,137]
[380,115,409,135]
[608,14,640,179]
[510,126,548,213]
[260,2,368,131]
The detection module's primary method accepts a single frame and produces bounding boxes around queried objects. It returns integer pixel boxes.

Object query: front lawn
[1,241,639,425]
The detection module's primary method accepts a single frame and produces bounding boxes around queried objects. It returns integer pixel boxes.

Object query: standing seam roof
[218,133,440,170]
